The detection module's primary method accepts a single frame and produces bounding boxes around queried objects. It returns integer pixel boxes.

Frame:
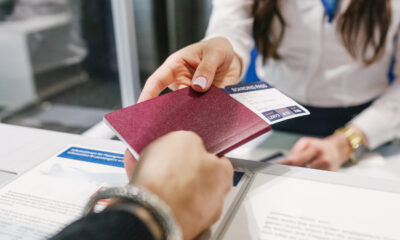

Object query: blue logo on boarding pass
[288,106,305,114]
[263,110,282,122]
[276,108,293,117]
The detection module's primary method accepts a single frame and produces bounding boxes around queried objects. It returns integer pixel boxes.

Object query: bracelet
[335,127,365,163]
[83,185,183,240]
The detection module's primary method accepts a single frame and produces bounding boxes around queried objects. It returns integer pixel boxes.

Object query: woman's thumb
[191,50,224,92]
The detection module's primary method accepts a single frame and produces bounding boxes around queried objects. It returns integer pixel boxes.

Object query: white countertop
[0,123,125,187]
[1,123,400,186]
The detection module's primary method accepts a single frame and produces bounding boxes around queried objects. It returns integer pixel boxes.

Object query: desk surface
[1,123,400,185]
[227,130,400,182]
[0,123,125,187]
[2,123,400,240]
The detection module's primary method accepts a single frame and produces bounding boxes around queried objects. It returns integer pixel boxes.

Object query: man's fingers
[217,156,234,194]
[124,149,137,179]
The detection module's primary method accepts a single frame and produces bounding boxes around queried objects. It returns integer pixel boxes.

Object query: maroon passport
[104,86,271,157]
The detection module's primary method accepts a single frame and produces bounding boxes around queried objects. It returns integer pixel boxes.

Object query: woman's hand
[123,131,233,239]
[138,37,242,102]
[280,125,368,171]
[280,133,351,171]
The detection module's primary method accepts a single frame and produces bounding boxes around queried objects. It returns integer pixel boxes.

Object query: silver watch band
[83,185,183,240]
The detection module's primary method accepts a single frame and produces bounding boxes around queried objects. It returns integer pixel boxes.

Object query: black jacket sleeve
[50,210,155,240]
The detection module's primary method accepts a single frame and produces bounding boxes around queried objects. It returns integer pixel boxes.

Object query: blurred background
[0,0,212,134]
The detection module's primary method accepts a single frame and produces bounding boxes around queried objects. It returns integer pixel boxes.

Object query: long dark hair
[253,0,392,65]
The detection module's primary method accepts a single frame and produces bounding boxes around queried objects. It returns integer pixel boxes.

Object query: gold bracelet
[335,127,364,164]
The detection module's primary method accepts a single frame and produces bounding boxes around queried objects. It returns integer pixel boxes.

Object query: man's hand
[124,131,233,239]
[138,37,242,102]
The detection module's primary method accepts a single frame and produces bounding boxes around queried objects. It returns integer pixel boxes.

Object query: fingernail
[193,77,207,90]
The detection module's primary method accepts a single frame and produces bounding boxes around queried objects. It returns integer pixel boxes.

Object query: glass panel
[0,0,122,134]
[0,0,213,134]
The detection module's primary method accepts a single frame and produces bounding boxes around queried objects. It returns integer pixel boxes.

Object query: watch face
[353,145,367,161]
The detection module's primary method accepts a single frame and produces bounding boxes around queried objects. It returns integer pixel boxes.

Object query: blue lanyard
[321,0,339,23]
[387,33,399,85]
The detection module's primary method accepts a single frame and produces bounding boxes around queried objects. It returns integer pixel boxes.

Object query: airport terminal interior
[0,0,211,134]
[2,1,400,240]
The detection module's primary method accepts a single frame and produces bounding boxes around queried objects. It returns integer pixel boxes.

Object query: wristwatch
[335,127,366,163]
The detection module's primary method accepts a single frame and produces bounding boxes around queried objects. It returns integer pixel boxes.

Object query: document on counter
[0,146,128,240]
[220,162,400,240]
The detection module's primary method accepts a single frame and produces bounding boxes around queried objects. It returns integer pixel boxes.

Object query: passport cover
[104,86,271,158]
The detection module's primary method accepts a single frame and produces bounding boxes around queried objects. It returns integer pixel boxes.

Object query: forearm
[205,0,254,79]
[350,78,400,149]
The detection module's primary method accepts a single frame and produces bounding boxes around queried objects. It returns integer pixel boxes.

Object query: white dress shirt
[205,0,400,149]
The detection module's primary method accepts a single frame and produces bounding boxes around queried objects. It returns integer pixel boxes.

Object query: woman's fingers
[287,138,322,167]
[192,41,232,92]
[290,147,320,166]
[278,159,293,165]
[191,54,223,92]
[138,61,177,102]
[139,37,239,102]
[290,137,311,154]
[281,134,352,171]
[309,158,331,170]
